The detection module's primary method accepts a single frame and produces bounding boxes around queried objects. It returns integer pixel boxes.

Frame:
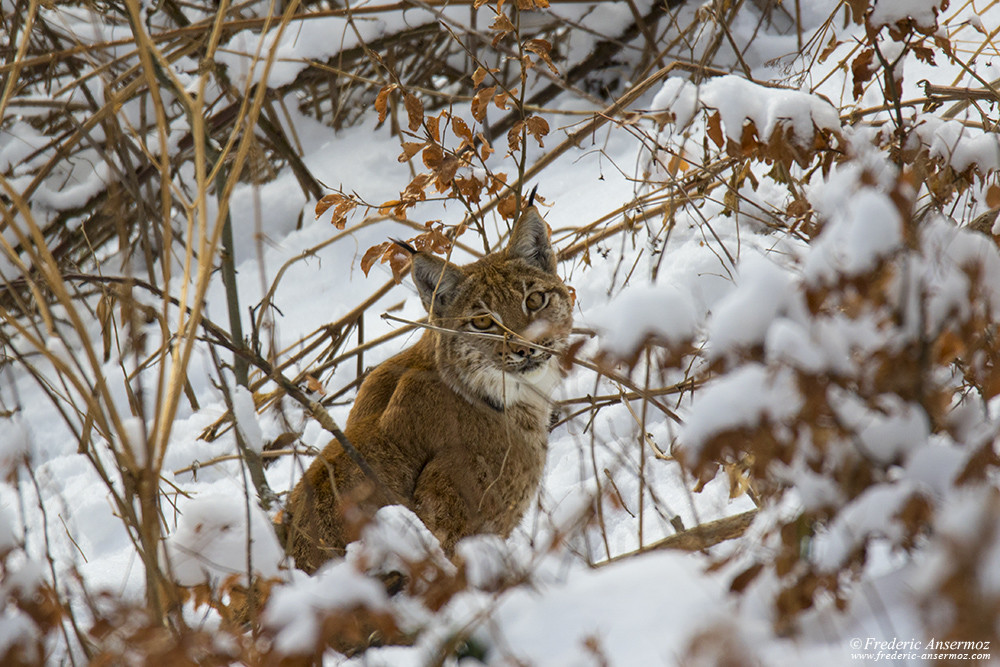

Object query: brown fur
[284,206,573,573]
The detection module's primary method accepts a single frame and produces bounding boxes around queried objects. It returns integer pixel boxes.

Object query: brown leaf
[452,116,474,146]
[526,115,550,147]
[911,44,936,65]
[525,38,558,74]
[455,175,484,203]
[433,156,460,189]
[402,173,433,202]
[315,193,343,219]
[403,92,423,131]
[490,13,516,33]
[386,245,410,283]
[507,119,525,154]
[477,132,495,161]
[845,0,868,23]
[330,200,358,230]
[472,66,491,88]
[706,111,724,148]
[398,141,426,162]
[487,171,508,195]
[378,199,402,215]
[426,113,441,143]
[498,193,517,219]
[362,242,390,277]
[305,375,326,395]
[818,33,840,64]
[987,184,1000,209]
[422,144,444,170]
[494,89,512,110]
[851,49,876,100]
[472,86,496,122]
[730,563,764,593]
[739,121,760,155]
[374,84,396,125]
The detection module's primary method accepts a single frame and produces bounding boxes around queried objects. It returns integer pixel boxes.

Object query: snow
[804,188,903,282]
[870,0,948,30]
[163,489,283,586]
[652,75,842,147]
[584,281,698,357]
[264,561,390,656]
[680,364,803,457]
[7,0,1000,664]
[484,551,724,666]
[707,252,793,358]
[231,386,264,454]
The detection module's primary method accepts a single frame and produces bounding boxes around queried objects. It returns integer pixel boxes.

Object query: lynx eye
[525,291,547,311]
[469,314,494,330]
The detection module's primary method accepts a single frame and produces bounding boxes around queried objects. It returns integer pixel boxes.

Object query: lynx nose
[508,341,532,357]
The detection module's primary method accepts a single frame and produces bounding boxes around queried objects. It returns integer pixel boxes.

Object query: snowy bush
[2,0,1000,664]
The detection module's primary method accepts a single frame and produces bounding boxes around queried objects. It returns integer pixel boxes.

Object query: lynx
[284,203,573,573]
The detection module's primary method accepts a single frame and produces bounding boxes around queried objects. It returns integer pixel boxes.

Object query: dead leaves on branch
[703,109,841,172]
[361,222,453,283]
[315,192,360,230]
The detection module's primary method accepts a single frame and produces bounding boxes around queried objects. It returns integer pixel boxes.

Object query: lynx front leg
[412,456,481,554]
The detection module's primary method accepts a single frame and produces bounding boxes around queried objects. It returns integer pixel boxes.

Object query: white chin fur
[466,357,560,410]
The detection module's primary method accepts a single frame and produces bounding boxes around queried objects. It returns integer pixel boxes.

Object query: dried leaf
[472,86,496,122]
[472,66,492,88]
[403,92,423,131]
[507,119,525,154]
[374,84,396,125]
[498,194,517,219]
[490,13,516,34]
[315,193,344,219]
[845,0,868,23]
[422,144,444,170]
[452,116,474,146]
[526,115,549,147]
[426,113,441,143]
[818,33,840,64]
[987,184,1000,209]
[477,132,494,161]
[330,200,358,230]
[305,374,326,395]
[851,49,876,100]
[398,141,426,162]
[361,242,390,276]
[706,111,724,148]
[494,89,512,110]
[525,38,558,74]
[386,245,410,283]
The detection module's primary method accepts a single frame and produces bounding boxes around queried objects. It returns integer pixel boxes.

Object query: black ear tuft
[390,238,418,255]
[527,185,539,208]
[506,206,557,274]
[410,253,465,314]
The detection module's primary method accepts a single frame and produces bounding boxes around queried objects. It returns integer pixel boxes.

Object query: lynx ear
[507,206,557,274]
[410,253,465,313]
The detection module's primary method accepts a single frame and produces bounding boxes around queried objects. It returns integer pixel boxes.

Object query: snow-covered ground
[3,0,1000,664]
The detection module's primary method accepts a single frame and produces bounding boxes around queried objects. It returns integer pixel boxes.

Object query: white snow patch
[680,364,803,456]
[585,282,698,357]
[232,386,264,454]
[164,491,283,586]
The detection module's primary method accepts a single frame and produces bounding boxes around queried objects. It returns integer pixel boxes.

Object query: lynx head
[408,206,573,413]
